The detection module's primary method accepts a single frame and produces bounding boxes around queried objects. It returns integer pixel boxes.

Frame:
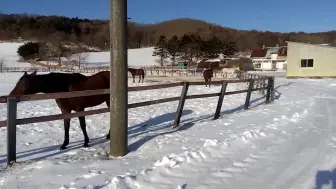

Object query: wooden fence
[0,65,226,78]
[0,74,274,166]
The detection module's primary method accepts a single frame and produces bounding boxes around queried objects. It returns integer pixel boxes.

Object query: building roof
[251,46,287,58]
[250,49,268,58]
[286,41,336,50]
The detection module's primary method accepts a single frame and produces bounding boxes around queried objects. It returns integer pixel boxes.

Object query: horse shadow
[0,110,194,168]
[315,169,336,189]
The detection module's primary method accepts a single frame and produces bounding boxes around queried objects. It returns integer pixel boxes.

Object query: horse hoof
[106,134,110,139]
[59,146,67,150]
[83,144,89,148]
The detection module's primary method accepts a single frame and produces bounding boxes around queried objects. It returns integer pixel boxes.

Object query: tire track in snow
[227,98,336,189]
[275,99,336,189]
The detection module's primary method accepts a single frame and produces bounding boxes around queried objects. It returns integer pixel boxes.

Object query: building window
[300,59,314,67]
[254,63,261,68]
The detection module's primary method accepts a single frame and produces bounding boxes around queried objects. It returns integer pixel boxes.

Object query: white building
[250,46,287,71]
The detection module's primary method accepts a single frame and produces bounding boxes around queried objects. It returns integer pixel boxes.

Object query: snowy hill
[81,47,171,68]
[0,42,169,68]
[0,42,34,67]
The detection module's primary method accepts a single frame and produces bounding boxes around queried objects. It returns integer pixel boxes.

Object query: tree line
[152,34,237,67]
[1,14,336,51]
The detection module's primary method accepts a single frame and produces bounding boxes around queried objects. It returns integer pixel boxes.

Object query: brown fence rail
[0,73,275,166]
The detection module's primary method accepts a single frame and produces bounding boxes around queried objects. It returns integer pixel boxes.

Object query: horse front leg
[138,75,141,83]
[132,75,135,83]
[78,114,89,148]
[60,117,71,150]
[105,100,111,139]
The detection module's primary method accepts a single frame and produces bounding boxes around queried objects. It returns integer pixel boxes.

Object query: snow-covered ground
[0,72,336,189]
[0,42,34,67]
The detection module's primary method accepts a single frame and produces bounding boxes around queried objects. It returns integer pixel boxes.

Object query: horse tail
[142,68,145,79]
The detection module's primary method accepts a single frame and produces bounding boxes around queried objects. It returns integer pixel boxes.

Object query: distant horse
[222,66,240,78]
[202,68,214,87]
[5,70,112,150]
[128,68,145,83]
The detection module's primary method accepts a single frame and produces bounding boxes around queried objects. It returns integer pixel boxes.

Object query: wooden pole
[173,82,190,128]
[214,81,228,119]
[244,79,254,110]
[266,77,272,104]
[109,0,128,157]
[7,97,17,166]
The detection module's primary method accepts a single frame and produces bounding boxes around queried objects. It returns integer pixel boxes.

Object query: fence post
[262,78,266,94]
[214,81,228,120]
[270,76,275,102]
[173,82,189,129]
[266,77,273,103]
[244,79,254,110]
[7,97,17,166]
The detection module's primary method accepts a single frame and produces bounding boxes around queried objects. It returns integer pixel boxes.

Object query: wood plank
[186,93,220,99]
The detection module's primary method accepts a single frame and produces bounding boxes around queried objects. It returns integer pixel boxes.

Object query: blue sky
[2,0,336,32]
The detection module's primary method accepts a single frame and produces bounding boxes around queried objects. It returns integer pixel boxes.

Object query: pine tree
[166,35,180,66]
[178,34,193,69]
[152,35,169,66]
[222,41,237,57]
[202,36,223,59]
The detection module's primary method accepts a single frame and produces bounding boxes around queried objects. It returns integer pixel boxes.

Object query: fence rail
[0,72,275,166]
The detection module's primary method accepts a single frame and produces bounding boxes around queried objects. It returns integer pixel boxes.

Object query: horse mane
[46,72,88,83]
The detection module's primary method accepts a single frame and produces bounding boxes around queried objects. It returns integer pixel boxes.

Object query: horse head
[8,70,39,99]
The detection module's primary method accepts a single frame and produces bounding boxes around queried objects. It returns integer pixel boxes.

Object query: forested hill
[1,14,336,51]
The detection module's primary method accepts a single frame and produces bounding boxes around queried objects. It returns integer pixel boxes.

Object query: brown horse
[5,70,112,150]
[202,68,214,87]
[128,68,145,83]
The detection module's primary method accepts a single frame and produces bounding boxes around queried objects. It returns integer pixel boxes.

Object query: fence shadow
[316,169,336,189]
[127,110,193,136]
[0,110,194,167]
[0,81,280,168]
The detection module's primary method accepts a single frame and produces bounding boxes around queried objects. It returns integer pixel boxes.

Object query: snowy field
[0,42,165,68]
[0,72,336,189]
[82,47,167,68]
[0,42,35,68]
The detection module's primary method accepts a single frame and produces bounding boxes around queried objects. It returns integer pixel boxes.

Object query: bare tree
[49,32,69,66]
[71,52,88,69]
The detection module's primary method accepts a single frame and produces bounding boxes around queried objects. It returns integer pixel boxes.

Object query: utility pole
[109,0,128,157]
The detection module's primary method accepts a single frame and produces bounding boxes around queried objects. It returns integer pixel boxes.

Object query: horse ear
[31,70,37,76]
[23,71,28,76]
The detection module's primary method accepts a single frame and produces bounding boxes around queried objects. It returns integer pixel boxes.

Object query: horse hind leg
[138,75,141,83]
[78,115,89,147]
[60,117,71,150]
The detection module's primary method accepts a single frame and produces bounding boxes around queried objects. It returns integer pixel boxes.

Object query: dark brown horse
[128,68,145,83]
[202,68,214,87]
[5,70,112,150]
